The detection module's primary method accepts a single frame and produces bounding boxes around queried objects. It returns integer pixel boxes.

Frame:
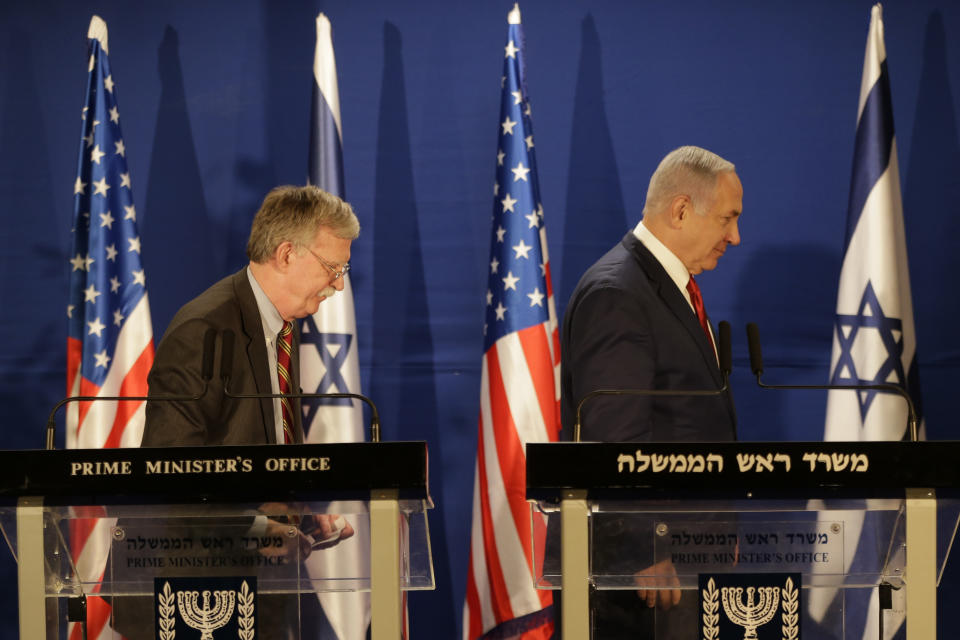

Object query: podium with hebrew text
[0,442,433,640]
[527,441,960,639]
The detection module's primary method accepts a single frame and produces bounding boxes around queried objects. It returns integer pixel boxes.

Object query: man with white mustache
[143,184,357,449]
[109,186,359,639]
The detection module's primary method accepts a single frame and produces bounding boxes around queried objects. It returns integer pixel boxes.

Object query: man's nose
[334,276,346,291]
[727,220,741,246]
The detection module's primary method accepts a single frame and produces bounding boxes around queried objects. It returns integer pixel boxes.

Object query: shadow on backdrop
[732,245,840,442]
[903,10,960,423]
[0,27,64,448]
[901,12,960,636]
[0,28,62,633]
[368,22,454,637]
[228,0,308,270]
[559,14,629,315]
[143,26,213,337]
[261,0,313,183]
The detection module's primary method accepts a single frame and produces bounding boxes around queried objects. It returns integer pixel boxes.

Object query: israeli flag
[812,5,923,639]
[300,12,370,640]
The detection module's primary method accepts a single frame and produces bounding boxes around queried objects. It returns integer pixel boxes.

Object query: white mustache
[318,286,336,299]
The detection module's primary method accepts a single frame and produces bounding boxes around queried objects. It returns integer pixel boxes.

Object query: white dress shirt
[632,220,717,358]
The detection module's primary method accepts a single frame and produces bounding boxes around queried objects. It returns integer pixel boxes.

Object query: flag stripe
[73,295,153,448]
[816,7,920,639]
[312,14,342,140]
[476,365,516,623]
[102,340,154,448]
[69,508,105,567]
[466,7,556,637]
[496,334,550,447]
[487,344,538,578]
[845,61,894,248]
[304,13,371,639]
[465,463,494,637]
[310,85,346,197]
[67,337,83,395]
[516,324,560,441]
[67,17,153,640]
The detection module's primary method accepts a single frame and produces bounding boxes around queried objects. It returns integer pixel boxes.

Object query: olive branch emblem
[702,577,720,639]
[157,581,176,640]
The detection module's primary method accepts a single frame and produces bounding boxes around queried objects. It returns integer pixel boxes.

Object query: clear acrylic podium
[0,442,434,639]
[527,441,960,639]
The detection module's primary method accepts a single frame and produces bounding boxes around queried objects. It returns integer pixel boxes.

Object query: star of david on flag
[811,6,924,640]
[463,5,559,639]
[830,281,907,422]
[822,3,923,446]
[66,15,155,640]
[299,13,371,640]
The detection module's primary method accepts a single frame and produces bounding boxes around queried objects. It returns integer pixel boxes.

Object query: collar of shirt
[246,266,287,444]
[246,266,285,342]
[632,220,694,311]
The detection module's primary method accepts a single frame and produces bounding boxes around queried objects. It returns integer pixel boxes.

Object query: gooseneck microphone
[745,322,919,442]
[219,329,384,443]
[573,320,733,443]
[44,328,219,450]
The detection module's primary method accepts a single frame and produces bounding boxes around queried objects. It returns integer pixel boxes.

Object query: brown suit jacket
[142,267,304,446]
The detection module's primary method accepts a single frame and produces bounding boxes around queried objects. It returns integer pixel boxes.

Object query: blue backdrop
[2,0,959,637]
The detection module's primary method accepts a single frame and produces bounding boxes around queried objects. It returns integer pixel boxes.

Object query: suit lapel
[233,270,277,444]
[621,234,723,388]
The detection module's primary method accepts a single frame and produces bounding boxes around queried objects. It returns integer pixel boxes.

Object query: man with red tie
[144,183,358,544]
[559,146,743,638]
[143,184,357,449]
[118,186,358,639]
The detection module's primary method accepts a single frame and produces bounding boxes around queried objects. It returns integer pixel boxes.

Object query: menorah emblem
[176,589,236,640]
[720,586,780,640]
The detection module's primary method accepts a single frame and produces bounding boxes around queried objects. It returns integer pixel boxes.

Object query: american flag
[66,15,154,640]
[463,5,559,638]
[810,5,922,639]
[302,13,371,640]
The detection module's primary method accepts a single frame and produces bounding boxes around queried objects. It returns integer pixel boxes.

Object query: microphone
[573,320,732,442]
[45,328,219,450]
[745,322,919,442]
[218,329,383,443]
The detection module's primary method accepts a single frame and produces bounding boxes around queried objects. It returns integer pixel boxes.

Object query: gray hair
[642,146,735,218]
[246,185,360,263]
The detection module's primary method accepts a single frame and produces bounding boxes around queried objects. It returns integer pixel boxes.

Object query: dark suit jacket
[560,232,736,443]
[116,270,307,639]
[555,233,737,638]
[142,268,304,446]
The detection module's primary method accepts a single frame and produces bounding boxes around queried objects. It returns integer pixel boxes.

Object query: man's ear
[668,195,691,229]
[272,241,296,271]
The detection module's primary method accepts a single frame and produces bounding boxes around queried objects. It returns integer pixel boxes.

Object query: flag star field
[68,37,148,389]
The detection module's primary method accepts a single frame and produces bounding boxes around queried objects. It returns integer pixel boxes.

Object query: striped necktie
[276,321,295,444]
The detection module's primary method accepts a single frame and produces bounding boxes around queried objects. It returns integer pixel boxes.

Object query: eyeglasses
[305,247,350,281]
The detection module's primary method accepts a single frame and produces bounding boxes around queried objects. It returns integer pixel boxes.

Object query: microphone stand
[573,321,733,442]
[44,329,219,450]
[44,388,211,451]
[222,387,383,443]
[219,329,382,442]
[745,322,919,442]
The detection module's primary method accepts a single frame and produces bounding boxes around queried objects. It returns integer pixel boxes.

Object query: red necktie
[686,276,716,355]
[276,321,295,444]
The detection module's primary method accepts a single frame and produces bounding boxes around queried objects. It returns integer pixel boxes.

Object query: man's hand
[262,517,314,559]
[305,514,355,550]
[257,502,355,559]
[635,558,681,610]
